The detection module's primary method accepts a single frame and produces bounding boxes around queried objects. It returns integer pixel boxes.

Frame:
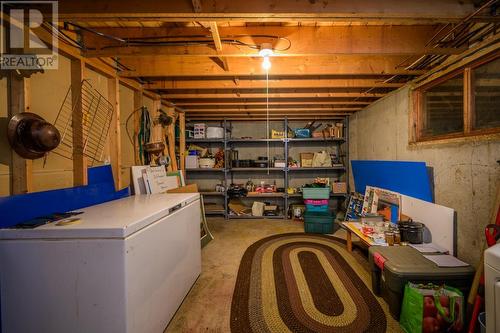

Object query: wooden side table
[342,222,378,252]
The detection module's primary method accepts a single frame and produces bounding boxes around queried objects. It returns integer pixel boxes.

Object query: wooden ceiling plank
[144,78,403,90]
[57,0,476,24]
[80,26,465,58]
[118,55,425,77]
[173,101,371,107]
[161,92,385,99]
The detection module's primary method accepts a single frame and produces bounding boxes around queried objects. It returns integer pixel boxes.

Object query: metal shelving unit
[182,116,349,220]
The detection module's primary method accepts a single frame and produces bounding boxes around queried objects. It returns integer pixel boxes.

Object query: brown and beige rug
[230,233,388,333]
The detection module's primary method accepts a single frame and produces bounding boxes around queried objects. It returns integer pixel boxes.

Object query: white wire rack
[52,80,114,166]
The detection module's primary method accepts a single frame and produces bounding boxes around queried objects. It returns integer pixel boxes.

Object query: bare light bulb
[262,56,271,71]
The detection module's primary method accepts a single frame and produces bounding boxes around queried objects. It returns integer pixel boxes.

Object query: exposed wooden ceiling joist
[185,116,354,121]
[118,55,425,77]
[57,0,476,24]
[143,78,404,90]
[79,26,465,58]
[162,92,386,99]
[172,101,371,106]
[183,107,360,113]
[166,97,378,104]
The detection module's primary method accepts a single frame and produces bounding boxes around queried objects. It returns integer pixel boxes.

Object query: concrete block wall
[349,85,500,266]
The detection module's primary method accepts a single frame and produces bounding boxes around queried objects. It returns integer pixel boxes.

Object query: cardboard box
[300,153,314,168]
[332,181,347,193]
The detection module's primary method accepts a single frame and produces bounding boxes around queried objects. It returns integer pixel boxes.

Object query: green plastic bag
[399,283,464,333]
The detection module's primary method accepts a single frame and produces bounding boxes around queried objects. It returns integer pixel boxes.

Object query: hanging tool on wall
[125,106,151,165]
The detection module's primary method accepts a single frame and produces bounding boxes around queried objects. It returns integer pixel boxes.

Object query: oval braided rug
[230,233,388,333]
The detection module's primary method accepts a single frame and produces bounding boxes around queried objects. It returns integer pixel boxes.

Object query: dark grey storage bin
[368,246,475,319]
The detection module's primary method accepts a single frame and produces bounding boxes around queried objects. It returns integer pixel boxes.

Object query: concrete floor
[164,217,401,333]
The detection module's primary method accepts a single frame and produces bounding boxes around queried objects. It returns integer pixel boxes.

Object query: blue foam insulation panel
[351,160,433,202]
[0,165,130,227]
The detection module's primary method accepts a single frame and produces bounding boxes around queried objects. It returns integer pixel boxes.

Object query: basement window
[421,73,464,137]
[472,57,500,130]
[412,51,500,142]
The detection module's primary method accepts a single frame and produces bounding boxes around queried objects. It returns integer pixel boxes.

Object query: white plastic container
[206,127,224,139]
[185,155,198,169]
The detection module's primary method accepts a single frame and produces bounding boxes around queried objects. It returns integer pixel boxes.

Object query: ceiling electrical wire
[62,22,292,52]
[266,69,270,175]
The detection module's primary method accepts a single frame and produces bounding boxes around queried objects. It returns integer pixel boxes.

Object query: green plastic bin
[305,222,333,234]
[302,187,330,199]
[304,210,335,223]
[304,210,336,234]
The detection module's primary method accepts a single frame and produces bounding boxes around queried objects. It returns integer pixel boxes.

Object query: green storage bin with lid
[302,187,330,199]
[304,210,336,234]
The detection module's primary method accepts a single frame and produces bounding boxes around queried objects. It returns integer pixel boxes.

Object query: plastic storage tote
[305,223,333,234]
[302,187,330,199]
[368,246,475,319]
[304,210,336,234]
[305,204,329,213]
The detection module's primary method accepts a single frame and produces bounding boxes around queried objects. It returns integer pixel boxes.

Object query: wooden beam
[162,92,385,99]
[165,96,378,103]
[71,58,88,186]
[184,107,360,113]
[57,0,476,24]
[118,55,425,77]
[179,112,186,171]
[7,74,33,195]
[208,22,229,71]
[133,90,143,164]
[108,77,122,189]
[81,26,464,58]
[144,78,403,90]
[158,87,394,95]
[187,116,352,121]
[172,101,371,108]
[165,108,178,171]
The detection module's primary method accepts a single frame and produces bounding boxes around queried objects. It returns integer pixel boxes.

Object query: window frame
[411,51,500,143]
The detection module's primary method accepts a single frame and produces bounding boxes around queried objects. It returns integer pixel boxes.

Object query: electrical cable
[266,68,270,176]
[62,22,292,52]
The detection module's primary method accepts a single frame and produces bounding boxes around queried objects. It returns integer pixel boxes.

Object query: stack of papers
[410,243,449,254]
[423,255,469,267]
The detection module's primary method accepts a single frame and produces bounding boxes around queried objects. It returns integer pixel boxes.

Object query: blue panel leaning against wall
[351,160,433,202]
[0,165,130,227]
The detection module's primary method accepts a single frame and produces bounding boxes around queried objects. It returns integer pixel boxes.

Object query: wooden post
[71,58,87,186]
[464,67,473,134]
[133,90,143,165]
[165,108,178,171]
[179,112,186,171]
[7,74,33,194]
[108,77,122,189]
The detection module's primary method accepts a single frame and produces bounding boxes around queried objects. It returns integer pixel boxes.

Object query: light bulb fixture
[259,43,273,71]
[262,56,271,70]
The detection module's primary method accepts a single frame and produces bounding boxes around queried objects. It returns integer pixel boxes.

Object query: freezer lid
[0,193,200,240]
[485,243,500,269]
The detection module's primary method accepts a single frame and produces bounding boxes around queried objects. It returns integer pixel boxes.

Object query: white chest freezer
[0,193,201,333]
[485,243,500,333]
